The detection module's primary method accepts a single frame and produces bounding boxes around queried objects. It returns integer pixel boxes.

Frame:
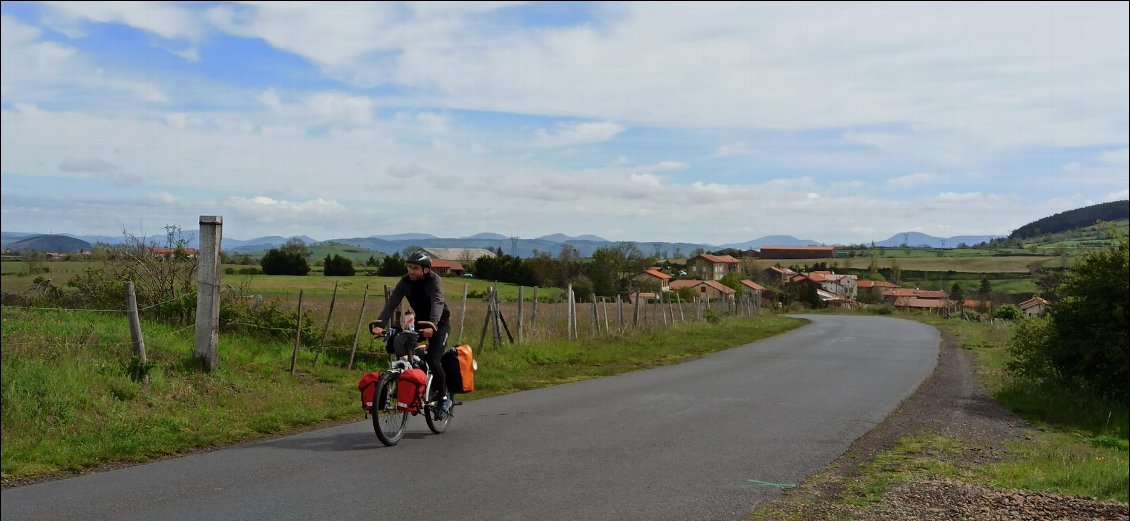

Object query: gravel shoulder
[750,326,1129,520]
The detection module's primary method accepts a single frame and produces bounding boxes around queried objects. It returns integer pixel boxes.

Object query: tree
[1008,230,1129,402]
[868,254,881,280]
[978,276,992,299]
[261,248,310,275]
[889,259,901,284]
[378,252,405,277]
[282,238,310,258]
[949,282,965,303]
[323,254,356,276]
[719,272,742,292]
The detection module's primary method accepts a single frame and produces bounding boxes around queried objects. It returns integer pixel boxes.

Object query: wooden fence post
[290,289,304,375]
[517,286,524,344]
[566,284,574,339]
[531,286,539,333]
[633,291,640,328]
[591,293,599,336]
[125,281,147,381]
[458,283,468,343]
[312,281,338,366]
[347,285,368,370]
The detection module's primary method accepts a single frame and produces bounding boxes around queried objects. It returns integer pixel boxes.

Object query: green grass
[908,315,1128,502]
[218,272,565,303]
[986,431,1129,502]
[1,306,803,483]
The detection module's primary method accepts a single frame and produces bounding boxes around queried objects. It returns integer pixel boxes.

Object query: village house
[633,268,672,291]
[151,247,197,258]
[420,247,496,263]
[670,279,737,301]
[429,258,466,277]
[882,288,949,312]
[857,279,900,302]
[738,279,765,296]
[1018,296,1050,317]
[762,265,797,284]
[685,254,741,281]
[804,271,858,300]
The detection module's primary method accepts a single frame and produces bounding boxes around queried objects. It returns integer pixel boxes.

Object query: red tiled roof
[883,289,946,299]
[858,280,899,289]
[894,297,947,309]
[702,280,736,294]
[431,259,464,271]
[739,279,765,291]
[759,246,835,251]
[1018,297,1049,310]
[695,254,740,264]
[152,247,197,255]
[669,279,703,290]
[669,279,736,294]
[640,268,672,280]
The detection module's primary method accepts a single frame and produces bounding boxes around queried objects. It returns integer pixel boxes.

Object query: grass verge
[1,306,803,484]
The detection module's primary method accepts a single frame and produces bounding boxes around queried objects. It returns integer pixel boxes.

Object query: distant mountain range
[4,234,92,254]
[7,201,1118,256]
[872,232,1002,248]
[0,230,1000,256]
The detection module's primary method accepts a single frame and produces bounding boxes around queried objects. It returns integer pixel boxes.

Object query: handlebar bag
[358,371,382,412]
[396,368,428,414]
[389,331,418,356]
[442,344,476,394]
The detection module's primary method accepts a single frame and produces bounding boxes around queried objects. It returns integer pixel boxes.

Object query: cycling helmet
[406,251,432,268]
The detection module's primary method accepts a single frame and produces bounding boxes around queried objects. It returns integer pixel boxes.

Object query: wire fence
[2,280,764,372]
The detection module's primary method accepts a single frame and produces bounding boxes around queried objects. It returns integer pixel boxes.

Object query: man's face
[407,263,426,280]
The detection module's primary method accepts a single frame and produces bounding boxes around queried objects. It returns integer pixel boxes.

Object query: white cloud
[534,121,625,148]
[714,141,756,157]
[887,173,941,189]
[43,1,204,41]
[1,14,169,104]
[1100,148,1129,166]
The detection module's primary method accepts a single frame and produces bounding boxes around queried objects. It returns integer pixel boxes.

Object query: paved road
[3,315,938,521]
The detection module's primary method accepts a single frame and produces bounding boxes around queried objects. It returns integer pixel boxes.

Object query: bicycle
[366,320,456,446]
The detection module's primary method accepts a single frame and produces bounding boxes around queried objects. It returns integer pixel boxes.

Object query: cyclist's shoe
[432,396,452,420]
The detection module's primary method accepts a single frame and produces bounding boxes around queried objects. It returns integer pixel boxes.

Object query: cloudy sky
[2,2,1127,246]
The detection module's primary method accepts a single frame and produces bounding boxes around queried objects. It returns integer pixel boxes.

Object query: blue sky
[2,2,1127,245]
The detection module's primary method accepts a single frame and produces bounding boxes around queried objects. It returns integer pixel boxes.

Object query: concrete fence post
[193,215,222,372]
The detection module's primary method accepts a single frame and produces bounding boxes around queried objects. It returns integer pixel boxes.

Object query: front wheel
[424,394,451,434]
[373,373,408,446]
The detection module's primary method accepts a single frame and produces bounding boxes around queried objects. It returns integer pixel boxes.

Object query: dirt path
[750,328,1128,520]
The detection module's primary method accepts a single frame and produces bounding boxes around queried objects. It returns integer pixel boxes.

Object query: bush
[260,248,310,276]
[1008,231,1129,402]
[322,254,355,276]
[994,304,1023,320]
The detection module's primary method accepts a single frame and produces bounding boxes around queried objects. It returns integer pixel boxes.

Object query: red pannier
[396,368,428,414]
[357,371,382,412]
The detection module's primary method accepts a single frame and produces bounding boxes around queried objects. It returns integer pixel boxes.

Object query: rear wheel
[373,373,407,446]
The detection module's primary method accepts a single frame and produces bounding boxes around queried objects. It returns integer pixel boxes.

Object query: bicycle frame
[368,323,452,445]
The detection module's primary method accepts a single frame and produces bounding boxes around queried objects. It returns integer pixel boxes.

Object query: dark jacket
[377,271,451,327]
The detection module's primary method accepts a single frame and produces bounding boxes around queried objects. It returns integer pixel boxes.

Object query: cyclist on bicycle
[371,251,453,419]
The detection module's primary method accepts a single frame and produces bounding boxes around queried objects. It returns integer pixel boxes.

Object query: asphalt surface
[2,314,939,521]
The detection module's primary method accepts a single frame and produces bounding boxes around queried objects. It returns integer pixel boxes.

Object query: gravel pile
[873,477,1128,521]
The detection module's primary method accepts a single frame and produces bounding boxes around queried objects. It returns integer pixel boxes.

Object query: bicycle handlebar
[368,320,437,337]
